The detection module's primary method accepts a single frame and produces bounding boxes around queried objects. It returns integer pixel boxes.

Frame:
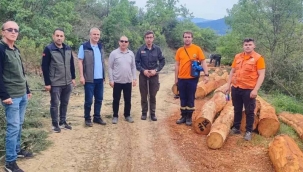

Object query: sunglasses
[183,36,191,38]
[3,28,19,33]
[120,40,129,43]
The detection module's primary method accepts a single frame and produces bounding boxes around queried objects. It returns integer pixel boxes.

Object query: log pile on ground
[195,70,228,99]
[193,83,228,135]
[279,112,303,139]
[206,101,234,149]
[268,134,303,172]
[257,96,280,137]
[240,99,261,132]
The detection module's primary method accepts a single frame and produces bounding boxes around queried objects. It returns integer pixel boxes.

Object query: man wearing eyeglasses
[108,36,136,124]
[78,28,106,127]
[0,21,33,172]
[175,31,209,126]
[41,28,76,133]
[135,30,165,121]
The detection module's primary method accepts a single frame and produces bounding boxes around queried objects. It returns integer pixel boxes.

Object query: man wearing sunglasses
[0,21,33,172]
[135,30,165,121]
[41,28,76,133]
[108,36,136,124]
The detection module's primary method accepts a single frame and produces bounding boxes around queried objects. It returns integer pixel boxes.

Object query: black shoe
[17,149,33,158]
[93,118,106,125]
[185,113,192,126]
[5,161,24,172]
[52,123,61,133]
[59,121,72,130]
[85,120,93,127]
[141,115,147,120]
[176,116,186,124]
[150,115,157,121]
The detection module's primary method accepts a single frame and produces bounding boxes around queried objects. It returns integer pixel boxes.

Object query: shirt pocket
[244,61,256,71]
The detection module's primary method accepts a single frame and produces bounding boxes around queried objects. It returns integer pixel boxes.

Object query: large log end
[258,118,280,137]
[193,117,212,135]
[269,134,303,172]
[207,132,224,149]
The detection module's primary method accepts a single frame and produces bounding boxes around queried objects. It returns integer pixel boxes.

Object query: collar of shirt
[143,44,154,50]
[119,48,129,54]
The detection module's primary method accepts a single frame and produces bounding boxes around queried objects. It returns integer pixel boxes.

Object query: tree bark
[279,112,303,139]
[257,96,280,137]
[206,101,234,149]
[193,84,228,134]
[268,134,303,172]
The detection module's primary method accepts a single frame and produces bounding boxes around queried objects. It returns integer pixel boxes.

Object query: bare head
[89,27,101,44]
[183,31,193,46]
[144,30,154,47]
[243,38,255,53]
[1,21,19,43]
[52,28,65,48]
[119,35,129,50]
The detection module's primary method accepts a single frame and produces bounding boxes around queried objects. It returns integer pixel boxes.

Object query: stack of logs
[175,67,303,171]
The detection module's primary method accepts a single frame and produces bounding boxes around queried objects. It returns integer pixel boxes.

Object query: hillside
[196,18,229,35]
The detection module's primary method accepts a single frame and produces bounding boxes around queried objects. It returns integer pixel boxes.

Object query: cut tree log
[279,112,303,139]
[206,101,234,149]
[193,83,228,134]
[257,96,280,137]
[240,99,261,132]
[268,134,303,172]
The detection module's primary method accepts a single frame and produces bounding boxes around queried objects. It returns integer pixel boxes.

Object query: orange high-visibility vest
[232,51,261,89]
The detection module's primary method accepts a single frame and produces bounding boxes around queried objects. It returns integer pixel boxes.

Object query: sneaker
[93,118,106,125]
[230,127,241,135]
[59,122,72,130]
[5,161,24,172]
[52,124,61,133]
[125,116,134,123]
[112,117,118,124]
[85,120,93,127]
[141,115,147,120]
[17,149,33,158]
[244,131,252,141]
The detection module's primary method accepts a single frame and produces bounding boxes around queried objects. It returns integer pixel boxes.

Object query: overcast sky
[133,0,239,20]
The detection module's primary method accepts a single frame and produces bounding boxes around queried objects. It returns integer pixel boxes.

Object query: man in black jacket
[41,28,76,133]
[1,21,32,172]
[135,30,165,121]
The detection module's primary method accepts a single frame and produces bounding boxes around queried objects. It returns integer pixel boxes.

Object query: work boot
[150,114,157,121]
[185,112,193,126]
[141,114,147,120]
[176,112,186,124]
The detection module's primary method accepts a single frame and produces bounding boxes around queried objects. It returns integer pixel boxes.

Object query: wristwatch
[205,74,209,77]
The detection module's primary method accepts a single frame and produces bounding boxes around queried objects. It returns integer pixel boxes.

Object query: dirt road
[16,66,274,172]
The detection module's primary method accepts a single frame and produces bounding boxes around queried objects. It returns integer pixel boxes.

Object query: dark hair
[53,28,64,34]
[243,38,254,43]
[183,31,193,38]
[144,30,154,37]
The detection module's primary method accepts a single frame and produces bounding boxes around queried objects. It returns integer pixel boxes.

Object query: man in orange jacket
[225,38,265,141]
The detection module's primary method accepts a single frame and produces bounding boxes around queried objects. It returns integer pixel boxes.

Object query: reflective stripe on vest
[232,52,261,89]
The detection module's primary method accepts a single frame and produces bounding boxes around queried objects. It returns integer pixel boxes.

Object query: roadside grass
[0,75,51,161]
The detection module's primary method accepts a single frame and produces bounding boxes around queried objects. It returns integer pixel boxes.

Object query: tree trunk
[193,84,228,134]
[206,101,234,149]
[268,134,303,172]
[257,96,280,137]
[279,112,303,139]
[240,99,261,132]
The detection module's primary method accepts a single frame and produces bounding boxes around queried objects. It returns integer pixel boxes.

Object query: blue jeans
[2,94,28,163]
[84,79,103,120]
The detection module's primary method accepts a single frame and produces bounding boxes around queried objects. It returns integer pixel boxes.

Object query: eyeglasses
[145,36,153,39]
[120,40,129,43]
[3,28,19,33]
[183,36,191,38]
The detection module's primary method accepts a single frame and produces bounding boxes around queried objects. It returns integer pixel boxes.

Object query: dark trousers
[50,84,72,124]
[231,86,256,132]
[113,82,132,118]
[139,73,159,116]
[178,78,199,113]
[215,59,221,67]
[84,79,104,120]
